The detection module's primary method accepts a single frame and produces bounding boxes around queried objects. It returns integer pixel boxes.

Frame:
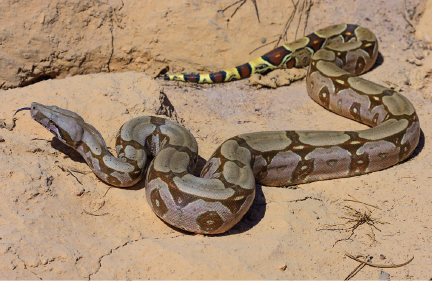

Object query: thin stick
[399,69,411,85]
[102,187,111,198]
[68,167,92,175]
[250,0,260,23]
[230,0,247,19]
[345,252,414,268]
[344,194,380,209]
[83,210,109,216]
[249,39,278,55]
[221,0,244,12]
[67,168,83,185]
[302,0,312,36]
[345,255,372,280]
[222,0,260,23]
[294,0,306,40]
[274,0,298,48]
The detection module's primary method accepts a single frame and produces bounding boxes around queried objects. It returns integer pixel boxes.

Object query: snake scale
[29,24,419,234]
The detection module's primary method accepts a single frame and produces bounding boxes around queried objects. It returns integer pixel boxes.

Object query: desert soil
[1,0,432,279]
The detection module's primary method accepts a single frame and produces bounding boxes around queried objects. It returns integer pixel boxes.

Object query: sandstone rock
[0,0,297,89]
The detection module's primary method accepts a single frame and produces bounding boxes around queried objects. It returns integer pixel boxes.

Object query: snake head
[30,102,86,147]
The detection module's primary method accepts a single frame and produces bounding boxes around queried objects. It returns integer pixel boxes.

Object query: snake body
[31,24,419,234]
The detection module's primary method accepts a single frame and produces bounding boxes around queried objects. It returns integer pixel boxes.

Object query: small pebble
[414,59,423,66]
[278,264,287,271]
[414,51,424,60]
[73,187,85,196]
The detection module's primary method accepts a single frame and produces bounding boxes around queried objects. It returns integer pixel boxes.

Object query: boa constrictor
[29,24,419,234]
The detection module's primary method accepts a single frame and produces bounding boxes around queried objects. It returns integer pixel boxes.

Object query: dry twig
[102,187,112,198]
[274,0,312,49]
[344,255,372,280]
[221,0,260,23]
[249,39,278,55]
[83,209,109,216]
[58,165,87,185]
[344,194,380,209]
[248,0,312,55]
[274,0,297,48]
[399,69,411,86]
[345,252,414,268]
[344,252,414,279]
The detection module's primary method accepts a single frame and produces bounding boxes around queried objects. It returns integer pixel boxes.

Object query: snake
[26,24,419,234]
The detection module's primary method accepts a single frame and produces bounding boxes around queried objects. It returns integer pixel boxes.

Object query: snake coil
[31,24,419,234]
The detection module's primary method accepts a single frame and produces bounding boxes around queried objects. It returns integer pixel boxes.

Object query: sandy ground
[1,0,432,279]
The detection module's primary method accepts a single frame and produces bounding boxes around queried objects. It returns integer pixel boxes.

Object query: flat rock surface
[1,0,432,279]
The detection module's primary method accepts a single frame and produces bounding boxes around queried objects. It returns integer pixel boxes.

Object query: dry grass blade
[399,69,411,85]
[294,0,310,39]
[67,168,83,185]
[68,167,92,175]
[249,0,312,55]
[222,0,260,23]
[58,165,85,185]
[222,0,245,12]
[344,194,380,209]
[345,252,414,268]
[250,0,260,23]
[274,0,312,49]
[344,255,372,280]
[249,39,278,55]
[274,0,297,48]
[229,0,247,19]
[102,187,112,198]
[303,0,313,36]
[83,209,109,216]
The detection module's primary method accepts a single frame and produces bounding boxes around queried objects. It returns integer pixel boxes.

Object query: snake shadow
[369,51,384,71]
[224,184,267,235]
[50,137,87,163]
